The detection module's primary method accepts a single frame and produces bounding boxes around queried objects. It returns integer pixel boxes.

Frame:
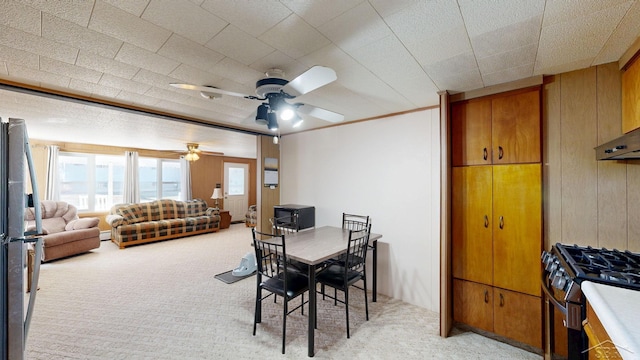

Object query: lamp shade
[255,104,268,125]
[211,188,223,200]
[267,112,278,131]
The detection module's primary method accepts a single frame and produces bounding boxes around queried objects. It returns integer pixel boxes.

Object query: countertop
[581,281,640,359]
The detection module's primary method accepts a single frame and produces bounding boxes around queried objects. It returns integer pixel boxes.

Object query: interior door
[223,162,249,223]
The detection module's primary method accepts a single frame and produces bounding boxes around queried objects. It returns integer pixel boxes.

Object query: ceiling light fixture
[267,112,279,132]
[185,143,201,162]
[255,103,269,125]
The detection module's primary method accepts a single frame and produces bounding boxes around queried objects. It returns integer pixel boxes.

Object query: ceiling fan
[170,66,344,131]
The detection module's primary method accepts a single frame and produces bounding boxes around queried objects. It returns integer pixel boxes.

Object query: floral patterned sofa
[106,199,220,249]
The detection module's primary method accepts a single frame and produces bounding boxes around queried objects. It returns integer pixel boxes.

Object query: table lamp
[211,188,223,208]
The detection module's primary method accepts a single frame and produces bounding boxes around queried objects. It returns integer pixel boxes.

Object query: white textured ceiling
[0,0,639,158]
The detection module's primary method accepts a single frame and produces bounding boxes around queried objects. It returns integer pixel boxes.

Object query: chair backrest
[344,225,371,273]
[252,228,287,279]
[342,213,370,231]
[270,215,298,235]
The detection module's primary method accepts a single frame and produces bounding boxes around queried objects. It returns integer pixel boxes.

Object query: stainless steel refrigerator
[1,118,43,360]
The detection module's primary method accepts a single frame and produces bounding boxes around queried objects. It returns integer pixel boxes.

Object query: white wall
[280,108,441,311]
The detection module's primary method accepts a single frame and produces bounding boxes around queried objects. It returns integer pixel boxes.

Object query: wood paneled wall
[258,135,280,233]
[543,62,640,251]
[190,155,257,210]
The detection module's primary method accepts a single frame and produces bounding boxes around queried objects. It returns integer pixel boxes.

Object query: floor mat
[214,270,255,284]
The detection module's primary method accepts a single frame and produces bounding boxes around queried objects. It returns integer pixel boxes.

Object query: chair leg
[301,293,305,315]
[282,297,287,354]
[254,287,261,336]
[363,277,369,321]
[345,288,350,339]
[334,288,337,306]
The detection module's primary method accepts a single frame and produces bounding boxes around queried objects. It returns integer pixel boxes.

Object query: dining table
[285,226,383,357]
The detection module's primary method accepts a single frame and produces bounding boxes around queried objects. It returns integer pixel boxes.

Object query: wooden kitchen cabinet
[451,86,542,349]
[583,301,623,360]
[453,279,543,349]
[452,164,542,296]
[452,98,492,166]
[452,166,493,285]
[492,164,542,297]
[622,55,640,133]
[451,88,540,166]
[493,287,543,349]
[453,279,493,332]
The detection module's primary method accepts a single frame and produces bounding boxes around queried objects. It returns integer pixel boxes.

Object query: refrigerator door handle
[23,123,44,344]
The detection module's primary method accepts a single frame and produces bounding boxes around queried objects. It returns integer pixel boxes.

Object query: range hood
[595,128,640,160]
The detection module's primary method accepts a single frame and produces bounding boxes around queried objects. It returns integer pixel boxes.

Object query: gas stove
[555,244,640,290]
[541,243,640,360]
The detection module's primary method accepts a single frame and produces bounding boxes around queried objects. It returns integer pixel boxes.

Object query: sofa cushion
[41,217,67,234]
[43,227,100,247]
[186,199,208,217]
[65,217,100,231]
[119,204,147,224]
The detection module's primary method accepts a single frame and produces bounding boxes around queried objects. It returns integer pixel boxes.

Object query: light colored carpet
[25,224,539,359]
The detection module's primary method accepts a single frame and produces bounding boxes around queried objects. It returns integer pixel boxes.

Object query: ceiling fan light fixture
[255,104,269,125]
[279,106,295,121]
[185,152,199,161]
[267,112,279,132]
[185,143,200,161]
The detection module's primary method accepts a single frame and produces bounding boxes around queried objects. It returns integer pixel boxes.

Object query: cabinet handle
[499,293,504,307]
[498,146,504,160]
[484,290,489,303]
[483,147,488,161]
[484,215,489,228]
[499,216,504,229]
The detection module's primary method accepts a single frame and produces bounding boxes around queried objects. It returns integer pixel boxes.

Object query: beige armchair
[25,201,101,262]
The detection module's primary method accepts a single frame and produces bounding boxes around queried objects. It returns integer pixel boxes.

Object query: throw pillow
[65,217,100,231]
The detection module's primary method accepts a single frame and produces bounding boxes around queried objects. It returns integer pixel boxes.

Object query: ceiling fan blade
[169,83,250,98]
[282,66,337,97]
[297,104,344,123]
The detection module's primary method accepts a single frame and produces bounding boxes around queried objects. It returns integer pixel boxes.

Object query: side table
[219,210,231,229]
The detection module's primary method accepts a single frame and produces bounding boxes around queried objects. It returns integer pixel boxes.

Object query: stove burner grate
[555,243,640,290]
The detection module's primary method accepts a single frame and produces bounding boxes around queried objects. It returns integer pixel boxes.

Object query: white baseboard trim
[100,231,111,241]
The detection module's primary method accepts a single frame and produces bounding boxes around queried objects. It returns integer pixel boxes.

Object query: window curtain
[44,145,59,200]
[123,151,139,203]
[180,155,192,201]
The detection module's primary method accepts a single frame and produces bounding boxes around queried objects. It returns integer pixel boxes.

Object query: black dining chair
[316,225,370,338]
[321,212,371,282]
[270,215,308,274]
[270,214,298,235]
[252,228,309,354]
[342,213,370,231]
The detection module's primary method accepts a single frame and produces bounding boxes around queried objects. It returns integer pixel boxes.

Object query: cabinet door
[451,98,492,166]
[492,89,541,164]
[493,288,542,349]
[622,57,640,133]
[453,279,493,332]
[452,166,493,285]
[492,164,541,296]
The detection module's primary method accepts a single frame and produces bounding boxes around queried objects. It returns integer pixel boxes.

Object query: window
[139,157,181,201]
[58,153,183,212]
[58,153,125,211]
